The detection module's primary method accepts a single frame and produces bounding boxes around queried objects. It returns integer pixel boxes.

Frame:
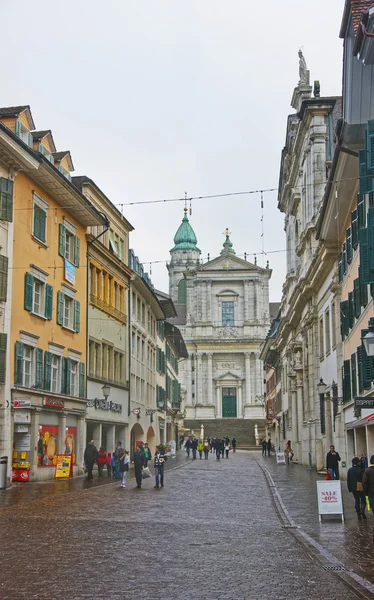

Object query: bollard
[0,456,8,490]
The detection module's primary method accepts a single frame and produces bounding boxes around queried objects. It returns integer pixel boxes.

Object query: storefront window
[38,425,58,467]
[64,427,76,464]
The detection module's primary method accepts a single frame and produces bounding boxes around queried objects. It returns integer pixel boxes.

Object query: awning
[346,412,374,430]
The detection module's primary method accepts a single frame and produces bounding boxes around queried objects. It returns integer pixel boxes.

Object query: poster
[14,434,31,451]
[14,411,31,424]
[317,481,344,521]
[276,452,286,465]
[55,454,72,479]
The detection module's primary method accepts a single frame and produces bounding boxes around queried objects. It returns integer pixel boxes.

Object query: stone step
[183,418,266,446]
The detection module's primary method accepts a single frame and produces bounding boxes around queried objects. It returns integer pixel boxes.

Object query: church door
[222,387,237,418]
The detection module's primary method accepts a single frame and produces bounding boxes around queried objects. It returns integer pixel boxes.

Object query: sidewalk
[258,452,374,586]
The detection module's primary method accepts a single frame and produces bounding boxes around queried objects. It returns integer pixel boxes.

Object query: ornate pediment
[214,371,244,381]
[200,254,266,272]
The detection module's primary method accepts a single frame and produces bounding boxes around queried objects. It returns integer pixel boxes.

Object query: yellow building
[0,106,106,484]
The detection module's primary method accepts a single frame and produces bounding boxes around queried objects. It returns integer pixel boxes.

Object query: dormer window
[58,163,71,182]
[15,119,32,147]
[38,143,55,165]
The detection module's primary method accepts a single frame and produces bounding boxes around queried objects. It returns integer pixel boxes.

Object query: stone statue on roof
[298,50,308,84]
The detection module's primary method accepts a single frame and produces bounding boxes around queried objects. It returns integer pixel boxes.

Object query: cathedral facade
[168,209,275,444]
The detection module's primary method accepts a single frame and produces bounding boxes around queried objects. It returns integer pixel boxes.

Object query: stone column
[207,353,213,406]
[216,386,222,417]
[245,353,251,404]
[250,353,256,402]
[237,385,243,417]
[92,422,102,449]
[296,376,304,461]
[289,376,298,447]
[59,411,67,454]
[202,281,207,322]
[197,353,203,405]
[77,414,86,469]
[253,281,258,321]
[206,281,212,322]
[106,423,116,455]
[186,355,192,405]
[30,408,41,479]
[243,281,249,322]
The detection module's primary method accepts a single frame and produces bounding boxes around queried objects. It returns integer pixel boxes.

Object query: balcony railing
[90,294,127,324]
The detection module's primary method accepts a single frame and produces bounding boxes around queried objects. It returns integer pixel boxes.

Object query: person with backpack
[119,448,130,488]
[97,447,107,476]
[347,457,366,520]
[185,438,192,458]
[362,454,374,514]
[154,446,167,488]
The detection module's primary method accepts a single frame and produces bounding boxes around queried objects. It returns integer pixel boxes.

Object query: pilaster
[207,353,213,406]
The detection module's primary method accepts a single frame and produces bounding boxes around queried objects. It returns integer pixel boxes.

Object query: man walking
[84,440,98,480]
[262,438,267,457]
[154,446,167,489]
[231,438,237,453]
[133,444,145,489]
[347,457,366,520]
[191,437,198,460]
[113,441,123,479]
[326,444,341,480]
[267,438,272,457]
[215,437,223,461]
[363,454,374,514]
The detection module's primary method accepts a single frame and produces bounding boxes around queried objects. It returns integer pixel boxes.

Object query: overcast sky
[2,1,344,300]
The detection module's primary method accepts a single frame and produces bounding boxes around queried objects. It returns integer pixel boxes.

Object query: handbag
[325,470,331,480]
[357,481,364,492]
[142,466,152,478]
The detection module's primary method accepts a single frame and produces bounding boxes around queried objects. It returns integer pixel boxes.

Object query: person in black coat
[347,457,366,520]
[261,438,267,457]
[215,438,223,461]
[84,441,98,480]
[231,438,237,453]
[191,438,198,460]
[133,446,145,488]
[326,445,341,480]
[267,438,272,457]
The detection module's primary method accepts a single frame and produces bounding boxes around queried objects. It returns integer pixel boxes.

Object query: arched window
[178,279,186,304]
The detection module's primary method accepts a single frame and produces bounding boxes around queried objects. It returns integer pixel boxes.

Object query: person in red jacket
[97,447,107,477]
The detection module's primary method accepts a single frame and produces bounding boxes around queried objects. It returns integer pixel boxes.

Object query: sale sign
[317,481,344,522]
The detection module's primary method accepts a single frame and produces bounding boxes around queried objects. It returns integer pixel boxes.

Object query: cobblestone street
[1,451,374,600]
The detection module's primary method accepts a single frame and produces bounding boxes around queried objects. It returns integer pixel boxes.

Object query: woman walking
[97,447,107,476]
[285,441,293,465]
[197,440,204,459]
[203,440,210,459]
[119,448,130,488]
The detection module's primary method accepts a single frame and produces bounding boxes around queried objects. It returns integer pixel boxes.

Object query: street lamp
[317,378,327,435]
[102,383,111,400]
[362,318,374,357]
[317,378,327,395]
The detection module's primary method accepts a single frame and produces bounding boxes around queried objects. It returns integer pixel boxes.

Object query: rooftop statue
[298,50,308,84]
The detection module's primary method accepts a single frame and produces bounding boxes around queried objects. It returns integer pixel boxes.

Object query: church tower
[167,208,200,315]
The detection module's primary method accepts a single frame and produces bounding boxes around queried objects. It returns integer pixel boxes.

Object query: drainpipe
[128,282,132,417]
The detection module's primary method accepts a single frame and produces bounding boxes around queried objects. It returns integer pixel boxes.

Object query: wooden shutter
[351,209,359,249]
[15,341,24,385]
[354,278,361,318]
[0,255,8,302]
[24,272,33,311]
[44,351,52,391]
[0,177,14,223]
[359,228,370,285]
[74,300,80,332]
[342,242,347,275]
[343,359,351,402]
[360,276,368,307]
[361,329,374,389]
[348,291,354,328]
[346,227,352,264]
[33,205,46,243]
[66,358,71,394]
[58,224,66,257]
[338,252,343,283]
[45,284,53,320]
[79,362,85,397]
[35,348,43,388]
[368,207,374,283]
[357,194,366,229]
[0,333,7,384]
[340,300,349,339]
[74,236,80,267]
[357,346,363,393]
[351,353,357,399]
[359,149,373,194]
[61,356,68,394]
[57,291,64,325]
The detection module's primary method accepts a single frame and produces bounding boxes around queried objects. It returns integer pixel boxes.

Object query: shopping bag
[142,467,152,479]
[325,470,331,480]
[366,496,371,511]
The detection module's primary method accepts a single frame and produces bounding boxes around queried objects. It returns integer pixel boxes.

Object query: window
[33,197,47,243]
[15,119,32,146]
[331,301,337,347]
[324,309,331,354]
[222,301,234,326]
[24,273,53,320]
[137,298,141,321]
[15,342,43,388]
[319,317,324,359]
[0,255,8,301]
[70,360,79,396]
[51,355,61,393]
[178,279,186,304]
[132,331,136,356]
[57,291,80,332]
[23,346,34,388]
[0,177,13,222]
[59,224,80,267]
[132,292,136,316]
[114,351,124,383]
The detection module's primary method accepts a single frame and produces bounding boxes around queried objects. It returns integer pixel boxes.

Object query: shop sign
[12,469,30,482]
[91,399,122,413]
[64,259,76,285]
[14,411,31,424]
[13,398,32,408]
[44,397,65,409]
[55,454,73,480]
[354,396,374,409]
[316,481,344,522]
[15,425,29,433]
[14,434,31,452]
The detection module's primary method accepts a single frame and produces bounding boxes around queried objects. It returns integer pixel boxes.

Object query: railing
[90,294,127,324]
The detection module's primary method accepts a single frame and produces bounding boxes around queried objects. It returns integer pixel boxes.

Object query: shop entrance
[130,423,144,459]
[222,387,237,418]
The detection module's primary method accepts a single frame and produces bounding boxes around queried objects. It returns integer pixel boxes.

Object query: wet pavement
[0,451,373,600]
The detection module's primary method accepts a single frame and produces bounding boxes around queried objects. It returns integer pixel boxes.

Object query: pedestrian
[267,438,272,457]
[110,453,117,478]
[158,442,167,457]
[191,437,198,460]
[362,454,374,514]
[133,444,145,489]
[210,438,215,453]
[179,434,185,449]
[347,457,366,520]
[262,437,267,457]
[285,441,293,465]
[119,448,130,488]
[154,445,167,488]
[106,451,112,477]
[221,438,225,459]
[84,440,98,480]
[225,441,230,459]
[203,440,210,459]
[231,438,237,453]
[326,444,341,480]
[113,441,123,479]
[186,438,192,458]
[143,443,152,467]
[97,447,107,476]
[215,437,223,461]
[197,440,204,459]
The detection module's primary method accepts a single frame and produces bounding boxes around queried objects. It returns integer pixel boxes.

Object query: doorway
[222,387,237,417]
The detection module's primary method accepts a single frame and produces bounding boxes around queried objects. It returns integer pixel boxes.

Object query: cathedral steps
[183,418,266,447]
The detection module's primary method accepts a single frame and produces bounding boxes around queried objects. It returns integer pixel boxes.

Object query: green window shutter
[346,227,352,264]
[33,205,46,243]
[24,272,33,311]
[45,284,53,320]
[61,356,67,394]
[357,346,363,393]
[0,255,8,302]
[79,362,85,398]
[352,209,359,249]
[342,242,347,275]
[367,119,374,170]
[348,291,354,328]
[357,194,366,229]
[359,149,373,194]
[354,278,361,318]
[0,333,7,384]
[35,348,43,389]
[359,228,370,285]
[58,224,66,257]
[57,291,64,325]
[351,353,357,399]
[340,300,349,339]
[0,177,14,223]
[338,252,343,283]
[66,358,71,394]
[15,341,24,385]
[360,277,368,307]
[74,300,80,332]
[74,236,80,267]
[343,359,351,402]
[44,351,52,391]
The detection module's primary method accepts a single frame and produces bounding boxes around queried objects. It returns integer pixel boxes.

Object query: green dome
[170,208,200,252]
[220,229,235,255]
